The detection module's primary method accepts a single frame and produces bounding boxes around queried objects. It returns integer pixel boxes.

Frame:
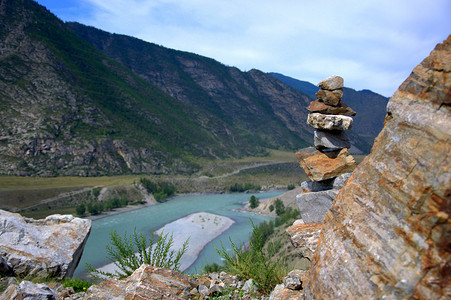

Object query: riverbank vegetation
[0,151,367,219]
[139,178,176,202]
[205,202,301,295]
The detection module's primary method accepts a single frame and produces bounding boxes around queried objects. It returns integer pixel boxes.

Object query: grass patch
[0,187,83,210]
[0,175,139,191]
[215,220,289,295]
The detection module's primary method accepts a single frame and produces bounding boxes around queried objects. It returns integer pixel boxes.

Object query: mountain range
[0,0,388,176]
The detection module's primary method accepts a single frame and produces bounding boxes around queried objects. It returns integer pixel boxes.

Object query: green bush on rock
[214,220,288,295]
[86,228,189,280]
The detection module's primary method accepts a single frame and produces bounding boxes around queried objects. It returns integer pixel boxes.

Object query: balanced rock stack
[297,75,356,183]
[295,76,356,224]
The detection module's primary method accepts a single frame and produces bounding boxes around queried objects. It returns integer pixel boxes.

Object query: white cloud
[39,0,451,97]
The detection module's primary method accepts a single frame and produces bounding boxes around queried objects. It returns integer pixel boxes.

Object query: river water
[73,191,284,279]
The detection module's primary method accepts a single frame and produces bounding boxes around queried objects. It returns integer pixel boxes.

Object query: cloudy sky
[35,0,450,97]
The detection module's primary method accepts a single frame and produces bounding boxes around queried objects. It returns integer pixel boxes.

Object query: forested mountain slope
[0,0,381,176]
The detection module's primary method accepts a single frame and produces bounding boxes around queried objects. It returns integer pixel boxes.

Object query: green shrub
[249,195,259,209]
[215,220,288,295]
[92,188,101,197]
[63,278,92,293]
[269,205,274,212]
[275,207,300,227]
[287,184,296,190]
[87,202,103,215]
[202,262,225,274]
[250,220,274,247]
[229,183,261,192]
[75,204,86,216]
[274,199,285,216]
[140,178,176,202]
[86,228,189,280]
[267,240,283,256]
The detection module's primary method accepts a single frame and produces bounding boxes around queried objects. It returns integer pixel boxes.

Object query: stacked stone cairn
[277,80,359,298]
[295,75,357,224]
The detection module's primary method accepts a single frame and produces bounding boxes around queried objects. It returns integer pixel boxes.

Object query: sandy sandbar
[97,212,234,274]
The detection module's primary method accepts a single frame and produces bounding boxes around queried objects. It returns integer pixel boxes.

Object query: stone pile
[1,265,275,299]
[295,76,356,224]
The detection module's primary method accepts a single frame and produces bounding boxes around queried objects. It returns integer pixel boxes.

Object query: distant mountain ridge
[269,72,389,152]
[0,0,385,176]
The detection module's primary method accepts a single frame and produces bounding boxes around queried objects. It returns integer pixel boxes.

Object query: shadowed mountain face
[0,0,383,176]
[270,72,390,153]
[66,22,315,147]
[0,0,313,176]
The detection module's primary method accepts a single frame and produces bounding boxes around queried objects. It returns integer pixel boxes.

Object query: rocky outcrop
[83,264,265,299]
[306,36,451,299]
[85,265,196,299]
[0,210,91,280]
[286,220,323,260]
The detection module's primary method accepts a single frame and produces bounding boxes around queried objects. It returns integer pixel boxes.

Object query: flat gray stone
[314,129,351,149]
[300,179,334,192]
[296,190,338,223]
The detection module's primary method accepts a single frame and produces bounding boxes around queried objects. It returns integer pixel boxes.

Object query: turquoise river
[74,190,284,279]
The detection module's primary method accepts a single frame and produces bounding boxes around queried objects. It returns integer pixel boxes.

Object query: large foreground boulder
[0,210,91,280]
[306,36,451,299]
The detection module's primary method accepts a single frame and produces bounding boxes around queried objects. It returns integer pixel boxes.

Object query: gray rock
[208,283,223,296]
[242,279,255,292]
[284,274,302,290]
[0,256,12,276]
[296,190,338,223]
[300,179,334,192]
[0,281,57,300]
[198,284,209,295]
[318,75,344,90]
[314,129,351,149]
[307,113,353,130]
[332,173,352,190]
[269,284,286,300]
[0,210,91,280]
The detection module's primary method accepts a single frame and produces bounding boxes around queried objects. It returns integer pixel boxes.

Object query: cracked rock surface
[307,35,451,300]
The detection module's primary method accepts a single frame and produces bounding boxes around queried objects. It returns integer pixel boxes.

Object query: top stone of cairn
[318,75,344,90]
